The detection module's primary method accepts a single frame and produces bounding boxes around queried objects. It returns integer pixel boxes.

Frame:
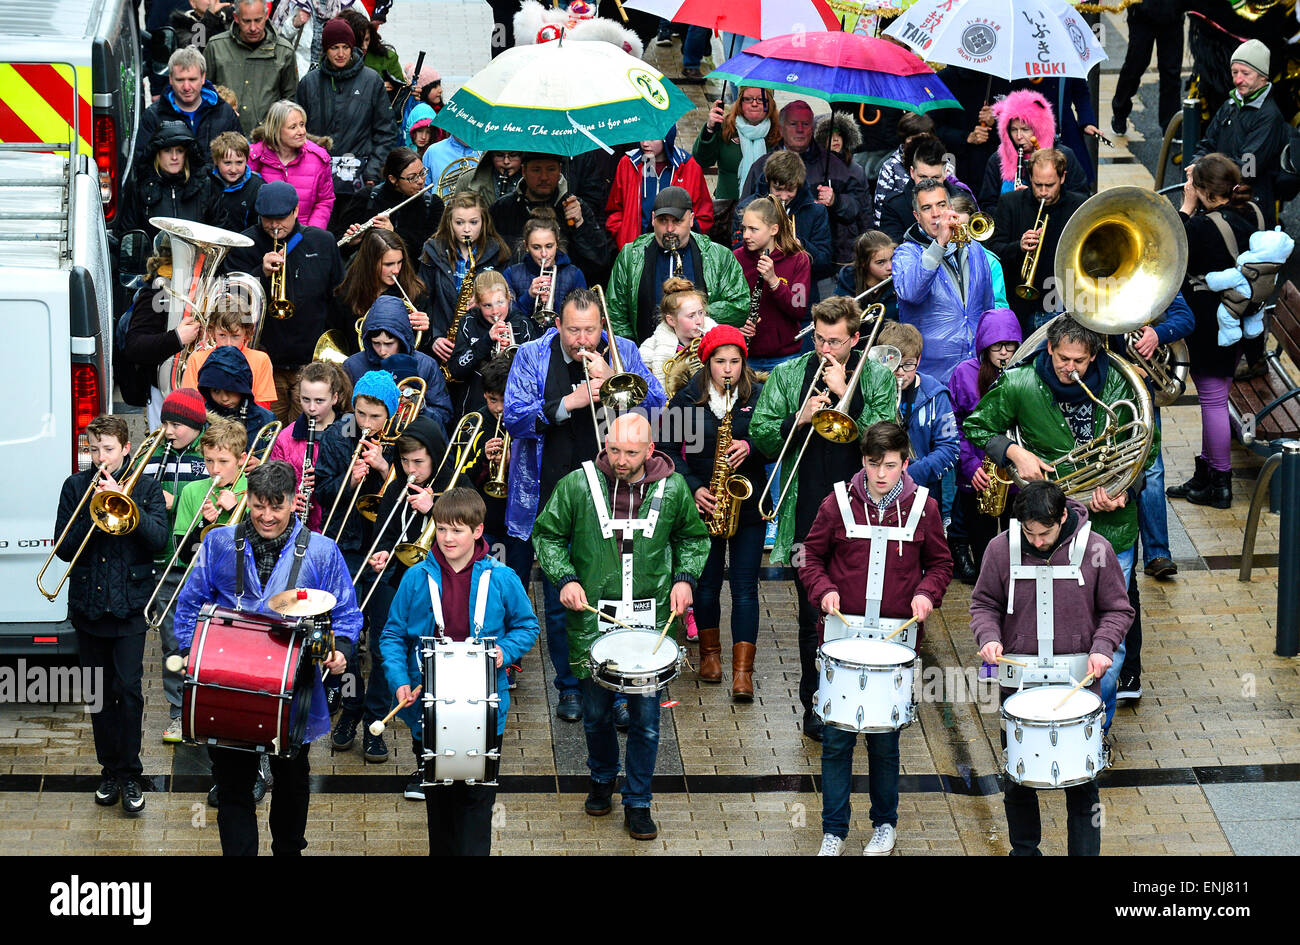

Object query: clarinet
[746,248,769,330]
[298,417,316,524]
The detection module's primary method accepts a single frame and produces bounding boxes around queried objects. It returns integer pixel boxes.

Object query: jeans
[940,467,955,524]
[581,679,660,807]
[1137,410,1170,565]
[426,782,497,855]
[209,744,311,856]
[820,727,900,838]
[157,569,183,717]
[1099,546,1134,731]
[681,25,712,69]
[542,575,581,693]
[694,523,763,644]
[73,617,146,780]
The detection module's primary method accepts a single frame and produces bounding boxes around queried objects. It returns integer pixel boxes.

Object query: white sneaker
[816,833,845,856]
[162,717,183,744]
[864,824,896,855]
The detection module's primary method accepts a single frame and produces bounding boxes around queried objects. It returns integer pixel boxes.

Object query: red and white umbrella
[623,0,840,41]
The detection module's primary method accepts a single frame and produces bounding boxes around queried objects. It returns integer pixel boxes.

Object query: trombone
[757,314,889,522]
[143,422,281,630]
[1016,198,1049,301]
[268,237,294,320]
[37,428,167,601]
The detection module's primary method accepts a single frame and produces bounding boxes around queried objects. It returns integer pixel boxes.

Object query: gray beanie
[1231,39,1270,79]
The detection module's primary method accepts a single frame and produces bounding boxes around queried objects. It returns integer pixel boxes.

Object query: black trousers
[73,615,147,781]
[425,782,497,856]
[209,745,311,856]
[1126,562,1143,679]
[1112,9,1185,132]
[792,572,821,712]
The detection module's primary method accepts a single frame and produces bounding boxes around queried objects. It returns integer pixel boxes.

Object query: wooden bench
[1229,280,1300,456]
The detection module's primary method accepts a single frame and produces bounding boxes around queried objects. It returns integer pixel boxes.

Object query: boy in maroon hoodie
[969,481,1133,856]
[798,422,952,856]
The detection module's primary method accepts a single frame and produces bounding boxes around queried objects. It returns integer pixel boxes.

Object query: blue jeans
[541,575,581,694]
[1137,410,1169,565]
[1099,546,1134,731]
[820,727,900,838]
[695,523,763,644]
[681,26,712,69]
[940,466,956,525]
[581,679,660,807]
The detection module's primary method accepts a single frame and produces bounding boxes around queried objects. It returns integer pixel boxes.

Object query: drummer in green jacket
[532,411,710,842]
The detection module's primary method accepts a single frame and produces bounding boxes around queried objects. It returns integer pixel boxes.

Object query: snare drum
[421,637,502,786]
[587,629,683,695]
[1000,686,1108,789]
[814,638,917,733]
[183,604,310,757]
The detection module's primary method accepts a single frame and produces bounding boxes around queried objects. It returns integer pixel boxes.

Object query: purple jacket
[249,139,335,230]
[948,308,1022,487]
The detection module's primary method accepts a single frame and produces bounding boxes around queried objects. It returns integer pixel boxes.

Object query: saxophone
[706,379,753,538]
[975,455,1013,517]
[443,239,475,383]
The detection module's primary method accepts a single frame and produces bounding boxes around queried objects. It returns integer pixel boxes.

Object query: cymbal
[268,587,337,617]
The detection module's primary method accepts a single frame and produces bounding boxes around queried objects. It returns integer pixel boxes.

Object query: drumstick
[828,607,848,624]
[883,614,920,641]
[581,603,637,632]
[995,655,1028,668]
[650,610,679,655]
[369,685,422,736]
[1052,673,1096,711]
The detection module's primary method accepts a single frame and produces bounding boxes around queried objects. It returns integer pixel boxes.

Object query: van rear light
[94,115,118,220]
[32,636,58,644]
[72,363,99,472]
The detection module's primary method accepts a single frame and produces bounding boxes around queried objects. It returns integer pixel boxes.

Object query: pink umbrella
[623,0,841,40]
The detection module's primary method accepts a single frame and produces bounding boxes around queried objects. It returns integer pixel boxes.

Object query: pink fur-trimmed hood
[993,89,1057,183]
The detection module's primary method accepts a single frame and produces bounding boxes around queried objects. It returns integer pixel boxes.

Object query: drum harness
[1000,518,1093,689]
[425,567,494,642]
[582,460,666,632]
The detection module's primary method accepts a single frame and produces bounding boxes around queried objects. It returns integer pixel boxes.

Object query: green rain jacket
[962,357,1158,553]
[606,233,749,339]
[532,452,710,679]
[750,350,898,565]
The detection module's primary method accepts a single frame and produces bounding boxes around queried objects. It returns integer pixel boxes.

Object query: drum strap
[233,523,311,608]
[1007,519,1091,661]
[426,574,446,635]
[835,482,927,625]
[582,460,666,601]
[425,568,492,640]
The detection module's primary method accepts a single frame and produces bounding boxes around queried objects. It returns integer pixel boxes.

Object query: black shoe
[802,707,824,742]
[258,751,274,791]
[1144,556,1178,580]
[1186,468,1232,509]
[556,690,582,722]
[1116,674,1143,702]
[94,777,119,806]
[1167,455,1210,500]
[1234,358,1267,381]
[121,778,145,815]
[252,774,268,804]
[332,713,359,751]
[950,540,978,585]
[207,783,219,808]
[678,67,705,84]
[364,730,389,764]
[1110,113,1127,137]
[625,806,658,840]
[613,699,630,732]
[585,778,615,816]
[325,682,342,716]
[404,772,425,801]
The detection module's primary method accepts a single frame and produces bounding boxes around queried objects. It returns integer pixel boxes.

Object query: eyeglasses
[894,361,919,372]
[398,172,425,183]
[989,342,1019,353]
[813,335,851,350]
[740,96,765,105]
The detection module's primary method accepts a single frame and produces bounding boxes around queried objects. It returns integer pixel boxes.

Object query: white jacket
[638,317,718,386]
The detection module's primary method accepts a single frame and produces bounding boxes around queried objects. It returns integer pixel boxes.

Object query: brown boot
[698,626,722,682]
[732,642,756,702]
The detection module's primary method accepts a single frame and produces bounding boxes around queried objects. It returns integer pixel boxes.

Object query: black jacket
[135,82,243,168]
[1181,203,1263,377]
[212,167,264,233]
[296,50,398,194]
[490,178,612,278]
[987,185,1088,333]
[117,164,228,241]
[448,305,538,415]
[1192,90,1291,225]
[313,412,397,554]
[341,179,445,261]
[121,282,183,373]
[416,236,508,340]
[224,222,347,366]
[54,463,169,622]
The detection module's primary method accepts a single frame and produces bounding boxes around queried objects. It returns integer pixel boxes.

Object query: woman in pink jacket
[249,100,335,230]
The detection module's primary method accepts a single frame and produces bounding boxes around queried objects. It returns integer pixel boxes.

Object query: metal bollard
[1180,97,1200,169]
[1277,441,1300,657]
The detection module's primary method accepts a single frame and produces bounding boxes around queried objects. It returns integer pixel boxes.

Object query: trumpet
[37,428,167,601]
[484,415,510,499]
[268,237,294,320]
[493,318,517,359]
[338,181,438,247]
[393,413,486,567]
[950,212,995,246]
[1016,198,1049,301]
[532,256,558,326]
[143,422,279,630]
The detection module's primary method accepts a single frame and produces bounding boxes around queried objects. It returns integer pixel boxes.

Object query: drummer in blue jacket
[380,487,539,856]
[174,460,362,856]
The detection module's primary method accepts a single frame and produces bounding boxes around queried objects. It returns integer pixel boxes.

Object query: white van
[0,142,115,654]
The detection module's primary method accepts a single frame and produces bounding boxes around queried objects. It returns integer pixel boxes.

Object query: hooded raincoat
[341,295,454,429]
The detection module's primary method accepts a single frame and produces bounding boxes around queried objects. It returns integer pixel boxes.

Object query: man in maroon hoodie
[799,422,953,856]
[970,481,1133,856]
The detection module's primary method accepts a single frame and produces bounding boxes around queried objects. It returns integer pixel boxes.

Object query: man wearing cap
[135,46,243,168]
[296,16,398,238]
[1192,39,1292,225]
[224,181,348,425]
[491,152,613,280]
[605,185,748,344]
[206,0,300,136]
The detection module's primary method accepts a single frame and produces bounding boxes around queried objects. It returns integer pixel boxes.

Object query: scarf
[707,379,731,420]
[736,118,771,193]
[1229,84,1271,109]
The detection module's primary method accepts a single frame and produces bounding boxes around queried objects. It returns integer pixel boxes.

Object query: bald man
[532,411,710,840]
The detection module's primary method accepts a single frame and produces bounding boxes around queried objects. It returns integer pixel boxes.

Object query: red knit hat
[160,388,207,431]
[699,324,747,365]
[322,17,356,50]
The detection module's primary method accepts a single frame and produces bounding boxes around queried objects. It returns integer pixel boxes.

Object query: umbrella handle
[609,0,629,23]
[858,105,882,126]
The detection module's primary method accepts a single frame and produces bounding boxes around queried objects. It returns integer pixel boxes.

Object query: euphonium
[975,455,1013,517]
[706,379,752,539]
[484,415,510,499]
[268,237,294,319]
[443,239,475,382]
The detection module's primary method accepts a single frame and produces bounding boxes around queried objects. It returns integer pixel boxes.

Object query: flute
[338,181,438,247]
